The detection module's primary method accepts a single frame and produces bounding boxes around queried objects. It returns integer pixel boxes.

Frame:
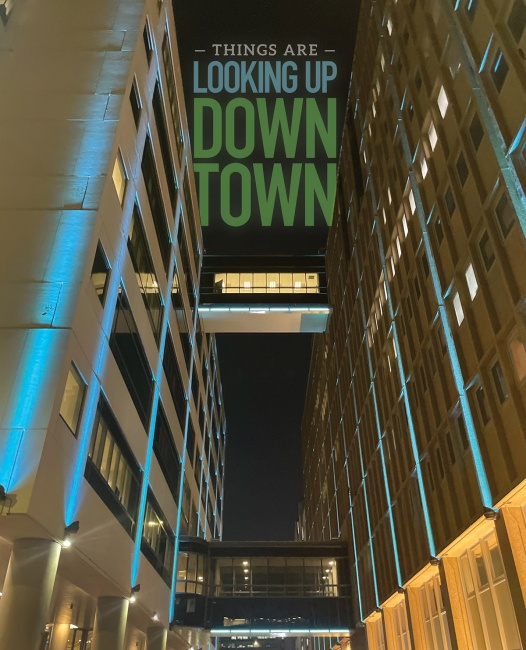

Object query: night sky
[172,0,360,540]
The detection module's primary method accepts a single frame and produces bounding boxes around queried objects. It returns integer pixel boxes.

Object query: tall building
[0,1,226,649]
[302,0,526,648]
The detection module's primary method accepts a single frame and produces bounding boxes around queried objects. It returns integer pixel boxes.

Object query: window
[479,231,495,270]
[508,334,526,382]
[445,187,456,217]
[495,193,515,238]
[163,331,188,430]
[130,79,141,128]
[453,291,465,325]
[162,32,185,160]
[491,361,509,403]
[128,206,164,344]
[143,21,154,63]
[59,364,86,436]
[459,533,522,649]
[437,86,449,118]
[90,242,110,305]
[153,404,181,502]
[112,150,127,205]
[455,411,469,450]
[446,430,456,464]
[415,71,422,91]
[86,398,141,536]
[421,155,429,179]
[475,384,490,426]
[434,214,444,244]
[142,494,175,584]
[508,0,526,43]
[419,574,452,650]
[152,81,178,206]
[142,135,171,273]
[465,263,478,300]
[490,49,509,93]
[109,286,154,428]
[428,121,438,150]
[456,153,469,187]
[469,114,484,150]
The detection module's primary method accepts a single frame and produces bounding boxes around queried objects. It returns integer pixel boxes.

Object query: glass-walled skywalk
[172,538,352,638]
[198,256,331,333]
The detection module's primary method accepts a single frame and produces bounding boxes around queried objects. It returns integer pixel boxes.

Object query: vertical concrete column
[437,561,459,650]
[91,596,129,650]
[440,556,475,649]
[494,512,526,646]
[0,538,61,650]
[50,623,71,650]
[147,626,167,650]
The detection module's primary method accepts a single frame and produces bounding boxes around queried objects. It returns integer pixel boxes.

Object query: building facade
[0,0,225,649]
[302,0,526,648]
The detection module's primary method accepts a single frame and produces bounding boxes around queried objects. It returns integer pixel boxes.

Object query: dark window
[495,193,515,238]
[508,0,526,42]
[421,252,430,278]
[436,446,445,480]
[199,405,206,436]
[142,135,171,273]
[427,459,435,491]
[434,215,444,244]
[109,286,154,428]
[491,361,509,404]
[191,364,199,406]
[183,169,200,269]
[475,385,490,425]
[491,50,509,92]
[143,22,154,63]
[456,412,469,450]
[479,231,495,270]
[456,153,469,186]
[174,300,191,368]
[177,221,196,313]
[161,32,184,160]
[446,431,456,464]
[465,0,478,20]
[152,81,178,207]
[153,404,180,502]
[128,206,164,344]
[415,71,422,91]
[142,493,174,585]
[130,79,141,129]
[90,242,110,305]
[163,331,187,430]
[186,417,196,465]
[469,114,484,151]
[445,187,456,217]
[86,398,141,537]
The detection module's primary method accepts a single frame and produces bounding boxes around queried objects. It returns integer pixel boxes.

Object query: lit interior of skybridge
[172,539,352,640]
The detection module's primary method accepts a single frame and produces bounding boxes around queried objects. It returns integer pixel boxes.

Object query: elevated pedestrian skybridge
[172,538,352,641]
[198,256,331,333]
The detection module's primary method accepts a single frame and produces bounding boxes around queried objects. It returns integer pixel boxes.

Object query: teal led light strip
[353,233,403,584]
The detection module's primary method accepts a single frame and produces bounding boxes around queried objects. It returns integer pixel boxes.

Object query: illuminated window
[465,263,478,300]
[90,241,110,305]
[421,155,428,178]
[453,291,464,325]
[419,574,452,650]
[402,214,409,237]
[508,334,526,382]
[459,533,521,649]
[428,121,438,150]
[112,150,127,204]
[437,86,449,118]
[59,364,86,436]
[408,190,416,214]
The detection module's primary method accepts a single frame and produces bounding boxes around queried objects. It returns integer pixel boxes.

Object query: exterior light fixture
[152,612,159,621]
[129,584,141,602]
[69,624,78,630]
[62,521,80,547]
[242,561,249,566]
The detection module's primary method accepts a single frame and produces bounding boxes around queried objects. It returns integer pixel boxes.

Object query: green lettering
[221,163,251,227]
[258,98,303,158]
[306,98,337,158]
[254,163,301,226]
[193,163,218,226]
[225,99,255,159]
[194,98,222,158]
[305,163,336,226]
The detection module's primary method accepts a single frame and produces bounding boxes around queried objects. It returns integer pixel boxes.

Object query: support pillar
[0,538,61,650]
[147,626,167,650]
[91,596,129,650]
